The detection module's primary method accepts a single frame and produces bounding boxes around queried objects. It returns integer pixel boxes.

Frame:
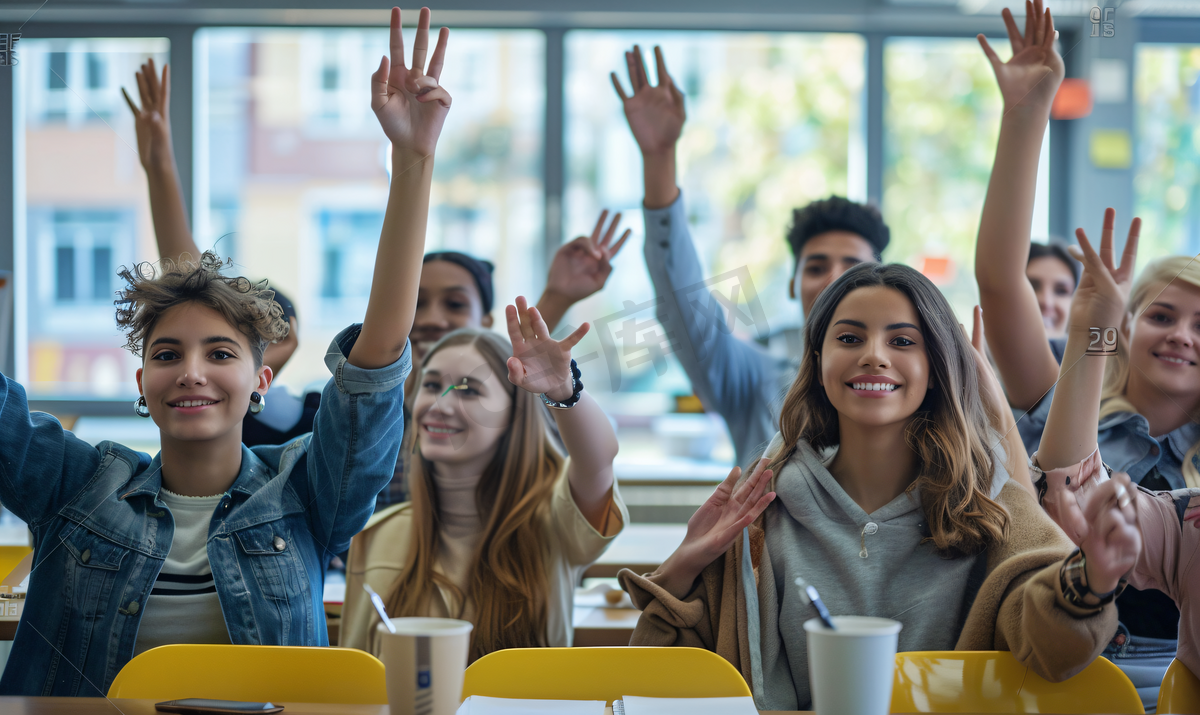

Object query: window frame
[4,10,1073,418]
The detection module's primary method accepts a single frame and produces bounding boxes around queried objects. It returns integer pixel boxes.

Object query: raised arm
[349,6,451,370]
[536,210,631,334]
[975,1,1065,410]
[506,296,616,530]
[612,45,684,210]
[1035,209,1142,597]
[1038,209,1139,469]
[122,59,197,265]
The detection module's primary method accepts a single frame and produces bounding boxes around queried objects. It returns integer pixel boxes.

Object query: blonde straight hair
[383,329,563,661]
[1099,256,1200,486]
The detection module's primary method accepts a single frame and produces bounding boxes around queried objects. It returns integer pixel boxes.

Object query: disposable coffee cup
[377,617,473,715]
[804,616,902,715]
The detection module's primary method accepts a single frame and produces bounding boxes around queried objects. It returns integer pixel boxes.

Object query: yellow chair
[462,647,751,705]
[893,651,1143,714]
[1158,659,1200,714]
[107,644,387,703]
[0,546,32,583]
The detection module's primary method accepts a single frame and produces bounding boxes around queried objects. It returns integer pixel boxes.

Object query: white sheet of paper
[456,696,606,715]
[619,695,758,715]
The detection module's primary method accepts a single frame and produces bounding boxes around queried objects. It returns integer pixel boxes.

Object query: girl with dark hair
[341,299,627,661]
[620,261,1136,710]
[0,7,448,695]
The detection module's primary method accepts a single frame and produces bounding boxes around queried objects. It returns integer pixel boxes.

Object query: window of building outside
[15,38,170,399]
[1135,43,1200,260]
[883,36,1049,323]
[196,27,545,397]
[563,30,866,468]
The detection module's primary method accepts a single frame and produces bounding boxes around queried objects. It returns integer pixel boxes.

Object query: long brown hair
[383,329,563,660]
[768,263,1009,556]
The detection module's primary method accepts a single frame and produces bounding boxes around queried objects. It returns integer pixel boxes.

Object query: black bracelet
[1059,548,1125,611]
[541,359,583,409]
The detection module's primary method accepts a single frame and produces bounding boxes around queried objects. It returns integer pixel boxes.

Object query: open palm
[612,45,685,156]
[373,7,451,161]
[667,459,775,580]
[506,295,589,399]
[121,58,173,171]
[545,210,631,303]
[978,0,1064,110]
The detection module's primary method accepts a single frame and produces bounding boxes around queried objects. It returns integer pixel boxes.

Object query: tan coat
[619,479,1117,696]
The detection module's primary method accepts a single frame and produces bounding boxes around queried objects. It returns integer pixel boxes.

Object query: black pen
[795,577,837,630]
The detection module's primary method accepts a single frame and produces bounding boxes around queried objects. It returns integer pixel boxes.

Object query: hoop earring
[134,396,151,418]
[249,392,266,414]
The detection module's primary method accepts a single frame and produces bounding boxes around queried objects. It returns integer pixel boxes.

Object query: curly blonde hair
[114,251,290,367]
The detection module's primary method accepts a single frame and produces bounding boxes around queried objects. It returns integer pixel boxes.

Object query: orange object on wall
[1052,78,1093,120]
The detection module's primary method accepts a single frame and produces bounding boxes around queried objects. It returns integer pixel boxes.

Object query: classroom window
[1134,43,1200,259]
[196,27,545,392]
[15,38,168,398]
[882,36,1049,322]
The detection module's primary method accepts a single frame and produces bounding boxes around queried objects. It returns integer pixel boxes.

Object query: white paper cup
[804,616,902,715]
[377,617,473,715]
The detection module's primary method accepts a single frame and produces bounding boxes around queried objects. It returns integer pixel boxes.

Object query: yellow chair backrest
[1158,658,1200,714]
[0,546,32,583]
[462,647,751,705]
[107,644,387,703]
[894,651,1143,714]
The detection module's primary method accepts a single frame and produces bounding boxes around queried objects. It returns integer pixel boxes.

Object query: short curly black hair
[785,196,890,262]
[114,251,290,367]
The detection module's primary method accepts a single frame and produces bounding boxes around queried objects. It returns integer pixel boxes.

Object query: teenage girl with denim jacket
[0,7,450,695]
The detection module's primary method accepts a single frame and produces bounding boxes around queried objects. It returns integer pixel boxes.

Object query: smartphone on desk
[155,699,284,714]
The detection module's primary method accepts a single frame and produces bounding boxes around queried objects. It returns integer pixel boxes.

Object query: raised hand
[611,45,685,157]
[121,58,174,172]
[505,295,589,401]
[978,0,1064,111]
[545,210,631,303]
[1069,208,1141,331]
[372,6,452,162]
[656,459,775,597]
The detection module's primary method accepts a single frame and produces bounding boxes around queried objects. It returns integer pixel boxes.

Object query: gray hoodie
[746,437,1011,710]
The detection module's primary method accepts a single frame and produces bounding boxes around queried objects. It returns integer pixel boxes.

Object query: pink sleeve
[1126,490,1186,599]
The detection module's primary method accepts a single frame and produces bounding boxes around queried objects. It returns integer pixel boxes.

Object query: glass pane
[196,27,545,393]
[564,30,865,464]
[17,38,169,398]
[883,37,1048,321]
[1134,43,1200,259]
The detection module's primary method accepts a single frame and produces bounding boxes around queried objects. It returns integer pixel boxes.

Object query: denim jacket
[0,325,411,696]
[1016,379,1200,492]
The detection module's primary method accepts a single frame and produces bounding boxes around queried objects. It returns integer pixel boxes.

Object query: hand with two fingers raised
[655,459,776,599]
[1076,473,1141,595]
[1069,208,1141,333]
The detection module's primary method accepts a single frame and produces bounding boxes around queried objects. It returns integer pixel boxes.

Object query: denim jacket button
[273,536,286,552]
[127,601,139,615]
[80,549,91,564]
[223,500,231,510]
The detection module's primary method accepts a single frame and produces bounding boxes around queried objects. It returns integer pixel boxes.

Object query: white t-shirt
[133,488,232,656]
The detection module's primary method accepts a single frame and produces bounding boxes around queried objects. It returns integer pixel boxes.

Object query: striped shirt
[133,488,232,656]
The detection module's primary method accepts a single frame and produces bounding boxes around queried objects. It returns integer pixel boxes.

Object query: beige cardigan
[620,479,1116,689]
[341,464,627,654]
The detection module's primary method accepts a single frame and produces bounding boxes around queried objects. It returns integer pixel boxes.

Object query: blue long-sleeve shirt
[643,192,797,467]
